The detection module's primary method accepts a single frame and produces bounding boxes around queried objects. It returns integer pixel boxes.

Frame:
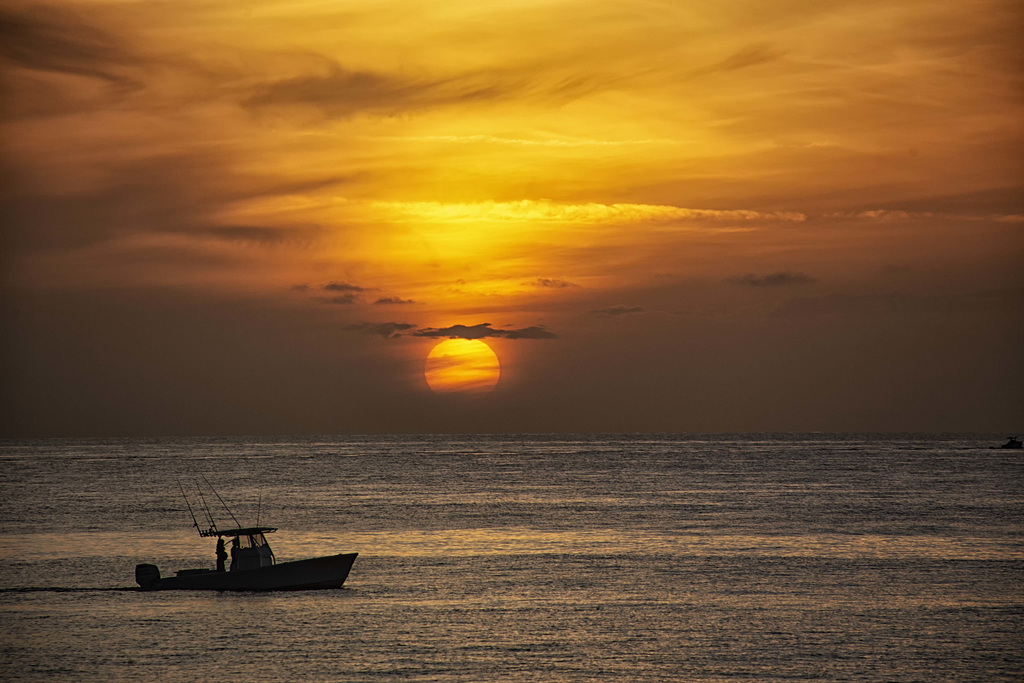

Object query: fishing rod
[176,477,202,536]
[200,473,243,530]
[193,480,218,535]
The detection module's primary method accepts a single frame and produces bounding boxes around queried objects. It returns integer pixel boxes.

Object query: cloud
[688,43,784,79]
[414,323,558,340]
[240,59,599,120]
[732,272,816,287]
[307,286,414,306]
[826,209,1024,224]
[376,134,677,147]
[343,321,558,340]
[713,43,783,72]
[345,322,416,338]
[192,225,306,246]
[529,278,578,288]
[0,5,140,88]
[318,283,369,304]
[2,150,342,260]
[821,210,930,222]
[496,326,559,340]
[371,199,807,225]
[243,65,437,118]
[323,282,365,292]
[591,306,646,316]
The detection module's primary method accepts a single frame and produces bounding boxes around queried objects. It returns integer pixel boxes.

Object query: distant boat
[135,526,357,591]
[998,436,1022,450]
[135,477,356,591]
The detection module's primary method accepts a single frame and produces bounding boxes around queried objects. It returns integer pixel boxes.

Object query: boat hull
[137,552,357,591]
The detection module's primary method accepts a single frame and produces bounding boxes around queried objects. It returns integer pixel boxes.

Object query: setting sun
[424,339,501,395]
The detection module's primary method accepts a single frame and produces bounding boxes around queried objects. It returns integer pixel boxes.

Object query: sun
[424,339,501,395]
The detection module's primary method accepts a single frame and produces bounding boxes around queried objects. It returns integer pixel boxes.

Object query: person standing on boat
[216,538,227,572]
[229,536,239,572]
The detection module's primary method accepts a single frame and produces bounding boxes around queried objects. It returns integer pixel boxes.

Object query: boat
[135,527,357,591]
[135,478,357,591]
[999,436,1022,449]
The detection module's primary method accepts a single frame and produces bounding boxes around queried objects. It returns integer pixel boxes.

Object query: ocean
[1,434,1021,681]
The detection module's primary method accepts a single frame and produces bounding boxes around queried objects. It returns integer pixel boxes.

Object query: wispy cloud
[191,225,311,246]
[345,322,417,338]
[529,278,578,288]
[591,306,646,316]
[242,65,444,118]
[731,272,816,287]
[687,43,784,80]
[368,134,679,147]
[374,297,416,305]
[0,5,140,89]
[826,210,1024,223]
[315,283,366,304]
[371,202,1021,227]
[371,200,807,225]
[240,59,603,120]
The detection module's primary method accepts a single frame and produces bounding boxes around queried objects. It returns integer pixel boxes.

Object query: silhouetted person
[216,538,227,572]
[229,537,239,571]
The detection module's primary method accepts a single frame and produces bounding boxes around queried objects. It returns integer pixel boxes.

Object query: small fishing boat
[135,478,356,591]
[998,436,1022,450]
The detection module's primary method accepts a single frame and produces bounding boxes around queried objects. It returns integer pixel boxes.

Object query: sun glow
[424,339,501,395]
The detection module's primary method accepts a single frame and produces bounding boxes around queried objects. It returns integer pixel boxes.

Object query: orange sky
[2,0,1022,436]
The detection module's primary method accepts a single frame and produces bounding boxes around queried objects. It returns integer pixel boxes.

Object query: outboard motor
[135,563,160,589]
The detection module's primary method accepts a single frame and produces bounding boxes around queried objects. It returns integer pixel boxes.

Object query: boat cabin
[219,527,277,571]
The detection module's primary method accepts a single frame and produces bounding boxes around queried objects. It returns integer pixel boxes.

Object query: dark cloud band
[346,322,557,340]
[324,282,365,292]
[414,323,558,340]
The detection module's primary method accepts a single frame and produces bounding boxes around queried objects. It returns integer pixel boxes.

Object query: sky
[1,0,1022,437]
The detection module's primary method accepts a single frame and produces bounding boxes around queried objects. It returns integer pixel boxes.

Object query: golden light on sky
[0,0,1021,436]
[424,340,501,396]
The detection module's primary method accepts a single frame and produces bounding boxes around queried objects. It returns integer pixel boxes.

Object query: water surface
[1,434,1021,681]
